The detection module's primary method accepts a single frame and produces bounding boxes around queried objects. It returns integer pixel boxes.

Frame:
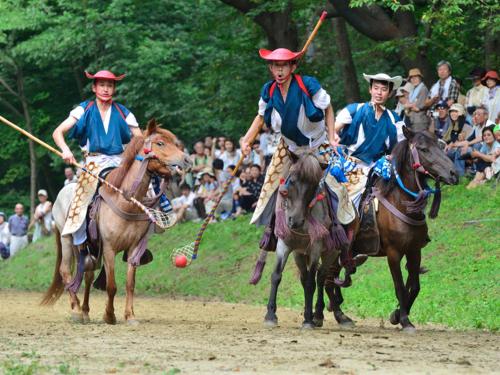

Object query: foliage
[0,182,498,331]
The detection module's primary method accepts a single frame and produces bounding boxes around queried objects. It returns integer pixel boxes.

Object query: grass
[0,182,498,331]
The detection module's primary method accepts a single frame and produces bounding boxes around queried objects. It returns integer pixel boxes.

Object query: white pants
[9,235,28,257]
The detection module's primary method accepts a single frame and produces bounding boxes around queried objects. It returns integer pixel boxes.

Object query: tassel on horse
[429,181,441,219]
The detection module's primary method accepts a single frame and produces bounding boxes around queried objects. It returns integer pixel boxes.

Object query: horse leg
[325,258,354,326]
[124,262,139,325]
[387,248,413,332]
[102,245,117,325]
[264,240,291,327]
[313,264,325,327]
[81,270,94,324]
[60,241,83,323]
[404,249,422,324]
[294,252,318,329]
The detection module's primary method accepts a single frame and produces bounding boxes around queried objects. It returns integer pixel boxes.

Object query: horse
[318,127,459,332]
[262,152,354,329]
[41,119,192,325]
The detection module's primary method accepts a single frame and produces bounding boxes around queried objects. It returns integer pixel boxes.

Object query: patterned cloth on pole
[373,156,392,181]
[330,147,357,183]
[152,175,173,213]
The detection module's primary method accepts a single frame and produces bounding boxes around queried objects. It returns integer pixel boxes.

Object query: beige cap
[408,68,424,78]
[449,103,465,116]
[37,189,48,197]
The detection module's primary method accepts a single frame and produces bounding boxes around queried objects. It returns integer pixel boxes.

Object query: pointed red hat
[85,70,126,81]
[259,48,303,62]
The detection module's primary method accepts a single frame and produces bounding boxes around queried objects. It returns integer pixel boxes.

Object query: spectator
[242,138,265,170]
[481,70,500,123]
[0,212,10,260]
[426,60,459,109]
[191,141,213,175]
[31,189,53,242]
[394,83,412,120]
[196,168,219,216]
[212,158,234,219]
[494,124,500,142]
[220,139,241,169]
[466,68,488,116]
[429,101,451,139]
[204,136,214,150]
[8,203,29,257]
[64,167,77,185]
[405,68,430,132]
[442,103,470,145]
[238,164,263,212]
[212,136,226,159]
[455,78,467,107]
[467,126,500,188]
[259,125,275,166]
[172,183,199,222]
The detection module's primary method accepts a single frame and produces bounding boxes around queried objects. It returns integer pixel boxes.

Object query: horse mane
[291,153,323,185]
[106,136,146,189]
[379,138,409,196]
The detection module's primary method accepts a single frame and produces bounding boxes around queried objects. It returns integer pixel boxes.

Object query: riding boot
[122,249,154,266]
[78,244,97,272]
[352,200,380,257]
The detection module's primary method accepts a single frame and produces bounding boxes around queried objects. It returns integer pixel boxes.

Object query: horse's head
[403,127,459,185]
[280,153,323,229]
[143,119,192,177]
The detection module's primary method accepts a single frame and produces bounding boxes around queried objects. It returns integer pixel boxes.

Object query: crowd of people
[1,61,499,260]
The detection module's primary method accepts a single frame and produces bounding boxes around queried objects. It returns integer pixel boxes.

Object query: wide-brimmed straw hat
[259,48,303,62]
[197,168,215,179]
[449,103,465,116]
[408,68,424,79]
[363,73,403,91]
[481,70,499,86]
[85,70,126,81]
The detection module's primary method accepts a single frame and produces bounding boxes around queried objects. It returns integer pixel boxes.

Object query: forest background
[0,0,498,214]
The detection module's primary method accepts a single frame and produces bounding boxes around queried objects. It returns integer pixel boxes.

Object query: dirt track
[0,291,498,374]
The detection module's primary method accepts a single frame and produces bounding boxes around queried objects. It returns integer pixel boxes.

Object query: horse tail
[40,226,65,306]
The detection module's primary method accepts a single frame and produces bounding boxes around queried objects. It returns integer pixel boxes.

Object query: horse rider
[335,73,406,257]
[241,47,363,275]
[53,70,142,270]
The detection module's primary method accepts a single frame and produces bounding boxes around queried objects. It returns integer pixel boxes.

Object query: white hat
[37,189,48,197]
[363,73,403,91]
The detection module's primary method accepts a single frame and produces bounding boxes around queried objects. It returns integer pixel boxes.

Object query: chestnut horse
[41,119,191,324]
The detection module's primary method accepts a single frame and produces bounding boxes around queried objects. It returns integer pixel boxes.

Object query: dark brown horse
[320,127,458,332]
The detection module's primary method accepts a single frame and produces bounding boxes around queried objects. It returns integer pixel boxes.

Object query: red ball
[175,254,188,268]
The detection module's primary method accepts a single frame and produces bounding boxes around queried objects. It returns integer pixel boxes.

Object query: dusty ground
[0,291,498,374]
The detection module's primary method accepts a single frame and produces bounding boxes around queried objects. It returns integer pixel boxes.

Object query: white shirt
[0,222,9,246]
[173,192,196,209]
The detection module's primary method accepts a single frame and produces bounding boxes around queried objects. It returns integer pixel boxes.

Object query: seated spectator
[405,68,430,132]
[425,60,459,109]
[191,140,213,175]
[242,138,265,171]
[204,136,214,150]
[212,158,234,219]
[8,203,29,257]
[455,78,467,108]
[238,164,264,212]
[31,189,53,242]
[196,168,219,215]
[212,136,226,159]
[481,70,500,123]
[220,139,241,169]
[466,67,488,118]
[172,184,199,222]
[467,126,500,188]
[64,167,77,185]
[429,101,451,139]
[0,212,10,260]
[443,103,470,145]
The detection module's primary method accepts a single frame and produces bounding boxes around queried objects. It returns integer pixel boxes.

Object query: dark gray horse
[263,152,353,329]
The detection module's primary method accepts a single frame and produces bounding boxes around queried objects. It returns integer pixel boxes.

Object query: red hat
[85,70,126,81]
[481,70,499,86]
[259,48,303,62]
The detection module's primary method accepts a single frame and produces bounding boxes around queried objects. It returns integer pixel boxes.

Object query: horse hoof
[402,325,416,334]
[389,310,400,325]
[127,319,140,326]
[263,319,278,328]
[103,313,117,325]
[82,314,91,324]
[301,322,315,330]
[313,317,324,328]
[70,312,83,323]
[334,312,355,327]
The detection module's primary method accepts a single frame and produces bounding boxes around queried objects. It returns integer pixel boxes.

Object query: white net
[171,242,195,266]
[147,209,177,229]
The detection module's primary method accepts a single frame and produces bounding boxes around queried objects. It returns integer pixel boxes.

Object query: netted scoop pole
[171,242,195,266]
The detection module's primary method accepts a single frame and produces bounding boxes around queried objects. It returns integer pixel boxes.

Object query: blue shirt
[8,215,29,236]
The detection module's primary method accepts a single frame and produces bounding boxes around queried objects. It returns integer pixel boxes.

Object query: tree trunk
[484,30,500,70]
[17,67,37,217]
[332,18,360,103]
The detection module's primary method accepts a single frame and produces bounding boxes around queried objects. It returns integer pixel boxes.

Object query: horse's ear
[402,125,415,140]
[146,118,158,136]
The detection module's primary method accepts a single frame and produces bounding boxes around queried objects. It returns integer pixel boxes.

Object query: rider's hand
[240,139,251,156]
[328,132,340,150]
[62,149,76,165]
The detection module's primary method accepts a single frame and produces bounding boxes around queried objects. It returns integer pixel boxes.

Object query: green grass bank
[0,183,498,331]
